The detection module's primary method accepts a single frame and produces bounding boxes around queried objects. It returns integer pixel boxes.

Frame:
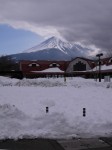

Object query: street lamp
[96,53,103,82]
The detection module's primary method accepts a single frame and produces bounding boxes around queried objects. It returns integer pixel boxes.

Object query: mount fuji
[10,36,93,61]
[23,36,73,54]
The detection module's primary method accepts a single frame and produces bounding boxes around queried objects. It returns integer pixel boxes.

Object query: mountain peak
[48,36,59,40]
[47,36,65,43]
[23,36,73,53]
[12,36,93,61]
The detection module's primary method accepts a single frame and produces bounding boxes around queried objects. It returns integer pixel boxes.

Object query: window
[52,64,57,67]
[49,63,60,67]
[109,58,112,63]
[73,61,86,71]
[97,61,103,65]
[29,63,40,67]
[32,63,36,67]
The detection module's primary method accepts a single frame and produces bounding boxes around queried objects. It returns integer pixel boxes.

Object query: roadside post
[46,107,49,113]
[96,53,103,82]
[83,108,86,117]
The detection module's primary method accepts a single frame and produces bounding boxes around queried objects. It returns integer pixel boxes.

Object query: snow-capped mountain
[10,36,94,61]
[23,36,73,54]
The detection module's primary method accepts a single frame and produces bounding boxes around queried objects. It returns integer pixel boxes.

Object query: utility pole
[96,53,103,82]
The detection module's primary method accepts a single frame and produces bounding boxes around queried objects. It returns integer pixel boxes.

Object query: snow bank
[0,104,88,139]
[0,76,112,139]
[0,104,112,140]
[0,76,112,88]
[15,78,65,87]
[0,76,66,87]
[0,104,31,139]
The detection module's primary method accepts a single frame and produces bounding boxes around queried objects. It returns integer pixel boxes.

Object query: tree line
[0,56,19,71]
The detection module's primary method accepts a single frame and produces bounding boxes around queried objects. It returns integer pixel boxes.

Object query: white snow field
[0,76,112,139]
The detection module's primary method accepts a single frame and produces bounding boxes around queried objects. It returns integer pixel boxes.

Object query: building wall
[66,58,92,72]
[20,57,112,75]
[20,60,70,73]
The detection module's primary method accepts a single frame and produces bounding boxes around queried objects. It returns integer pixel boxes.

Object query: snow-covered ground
[0,76,112,139]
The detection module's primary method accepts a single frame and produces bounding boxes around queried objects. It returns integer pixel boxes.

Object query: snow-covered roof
[93,64,112,71]
[31,67,64,73]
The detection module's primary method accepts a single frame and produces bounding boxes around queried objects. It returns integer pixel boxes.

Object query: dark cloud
[0,0,112,56]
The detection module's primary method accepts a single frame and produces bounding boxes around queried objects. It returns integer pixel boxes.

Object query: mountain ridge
[10,36,94,61]
[23,36,73,54]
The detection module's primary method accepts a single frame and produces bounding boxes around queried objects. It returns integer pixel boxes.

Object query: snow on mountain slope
[23,36,93,57]
[11,36,93,61]
[24,36,73,54]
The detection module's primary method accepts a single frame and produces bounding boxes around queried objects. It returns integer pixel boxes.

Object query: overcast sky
[0,0,112,56]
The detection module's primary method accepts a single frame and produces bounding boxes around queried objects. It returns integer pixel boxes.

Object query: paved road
[100,137,112,146]
[0,138,112,150]
[0,139,64,150]
[58,138,112,150]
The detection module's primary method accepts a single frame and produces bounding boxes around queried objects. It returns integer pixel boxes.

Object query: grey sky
[0,0,112,55]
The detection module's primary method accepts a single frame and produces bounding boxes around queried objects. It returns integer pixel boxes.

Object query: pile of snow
[0,76,112,88]
[0,104,91,139]
[0,104,31,139]
[0,76,112,139]
[16,78,66,87]
[0,76,18,86]
[0,76,65,87]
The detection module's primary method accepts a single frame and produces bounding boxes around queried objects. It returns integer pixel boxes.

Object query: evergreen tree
[0,56,19,71]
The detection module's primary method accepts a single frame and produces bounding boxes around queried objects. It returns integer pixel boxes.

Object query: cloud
[0,0,112,56]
